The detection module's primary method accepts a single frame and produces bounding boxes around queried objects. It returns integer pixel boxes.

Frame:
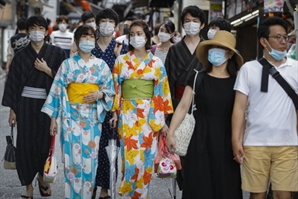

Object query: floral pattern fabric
[42,54,115,199]
[112,51,173,198]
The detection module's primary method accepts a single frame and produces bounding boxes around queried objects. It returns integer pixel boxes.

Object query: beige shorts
[242,146,298,193]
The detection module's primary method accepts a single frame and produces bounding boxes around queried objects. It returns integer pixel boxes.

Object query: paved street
[0,75,249,199]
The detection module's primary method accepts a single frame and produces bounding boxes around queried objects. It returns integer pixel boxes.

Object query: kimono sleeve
[96,61,115,122]
[41,60,67,118]
[111,56,123,113]
[2,54,22,112]
[149,58,174,132]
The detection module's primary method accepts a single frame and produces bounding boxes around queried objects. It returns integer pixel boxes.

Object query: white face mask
[99,22,115,37]
[158,31,171,43]
[130,36,146,49]
[207,29,217,40]
[29,30,45,43]
[59,24,67,32]
[175,37,181,43]
[184,22,201,37]
[87,22,96,30]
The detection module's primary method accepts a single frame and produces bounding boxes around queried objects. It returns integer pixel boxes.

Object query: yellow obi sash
[67,83,99,104]
[122,79,154,99]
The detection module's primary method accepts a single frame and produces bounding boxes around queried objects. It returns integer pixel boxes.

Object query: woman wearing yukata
[110,20,174,199]
[41,25,115,199]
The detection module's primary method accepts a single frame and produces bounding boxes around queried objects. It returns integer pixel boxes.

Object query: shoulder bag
[173,69,204,156]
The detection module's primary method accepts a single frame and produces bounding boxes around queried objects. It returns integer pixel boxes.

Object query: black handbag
[3,126,16,170]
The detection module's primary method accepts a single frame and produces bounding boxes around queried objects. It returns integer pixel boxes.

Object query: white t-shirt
[234,58,298,146]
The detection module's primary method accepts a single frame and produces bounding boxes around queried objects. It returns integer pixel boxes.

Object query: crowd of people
[2,4,298,199]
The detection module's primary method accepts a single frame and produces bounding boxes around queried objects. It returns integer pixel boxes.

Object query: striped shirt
[50,30,74,57]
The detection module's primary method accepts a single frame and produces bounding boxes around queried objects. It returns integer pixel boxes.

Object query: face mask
[158,32,171,43]
[99,22,115,37]
[29,30,45,43]
[184,22,201,36]
[79,40,95,53]
[207,29,217,40]
[87,22,96,30]
[175,37,181,43]
[59,24,67,32]
[265,40,286,61]
[130,36,146,49]
[208,48,228,66]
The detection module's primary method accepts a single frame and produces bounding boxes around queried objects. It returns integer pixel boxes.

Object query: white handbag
[174,70,201,156]
[43,135,58,183]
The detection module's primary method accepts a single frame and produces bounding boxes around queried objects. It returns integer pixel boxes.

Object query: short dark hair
[126,16,136,21]
[17,17,27,30]
[56,15,69,24]
[160,21,176,43]
[81,11,95,23]
[96,8,119,26]
[204,55,238,77]
[258,17,288,40]
[180,6,206,25]
[128,20,151,51]
[74,25,96,42]
[208,18,231,32]
[26,16,48,31]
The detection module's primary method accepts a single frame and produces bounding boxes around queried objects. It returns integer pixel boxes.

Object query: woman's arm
[166,86,193,152]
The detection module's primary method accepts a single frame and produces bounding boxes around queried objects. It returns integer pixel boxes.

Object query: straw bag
[43,135,58,183]
[3,127,16,170]
[174,70,203,156]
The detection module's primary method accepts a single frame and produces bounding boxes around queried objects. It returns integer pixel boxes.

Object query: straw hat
[196,30,243,68]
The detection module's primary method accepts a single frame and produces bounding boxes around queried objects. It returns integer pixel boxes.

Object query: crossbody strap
[259,58,298,110]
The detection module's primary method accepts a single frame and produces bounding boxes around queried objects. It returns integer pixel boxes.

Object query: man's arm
[232,91,248,164]
[5,41,13,74]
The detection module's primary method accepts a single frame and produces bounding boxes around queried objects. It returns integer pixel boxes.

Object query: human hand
[160,124,169,136]
[109,112,118,128]
[50,118,57,136]
[8,109,17,127]
[114,41,123,57]
[166,134,176,154]
[232,141,245,164]
[35,58,49,72]
[83,90,102,103]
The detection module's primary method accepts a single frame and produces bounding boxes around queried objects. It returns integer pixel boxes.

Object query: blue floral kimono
[42,54,115,199]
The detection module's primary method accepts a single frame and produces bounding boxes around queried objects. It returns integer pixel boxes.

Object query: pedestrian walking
[109,20,173,198]
[1,15,67,199]
[164,5,206,190]
[167,30,243,199]
[50,15,73,57]
[232,16,298,199]
[91,8,128,199]
[5,17,30,75]
[151,20,175,63]
[207,17,231,40]
[41,25,115,199]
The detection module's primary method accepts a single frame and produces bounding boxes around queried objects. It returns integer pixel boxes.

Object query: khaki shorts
[242,146,298,193]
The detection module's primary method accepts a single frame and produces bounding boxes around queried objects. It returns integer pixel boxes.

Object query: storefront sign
[209,1,223,22]
[264,0,284,13]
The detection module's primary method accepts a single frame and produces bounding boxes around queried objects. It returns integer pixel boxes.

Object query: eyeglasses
[268,35,290,42]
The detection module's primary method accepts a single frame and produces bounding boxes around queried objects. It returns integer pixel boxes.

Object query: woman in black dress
[167,30,244,199]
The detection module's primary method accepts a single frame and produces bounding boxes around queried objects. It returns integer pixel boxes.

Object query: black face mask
[123,26,130,35]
